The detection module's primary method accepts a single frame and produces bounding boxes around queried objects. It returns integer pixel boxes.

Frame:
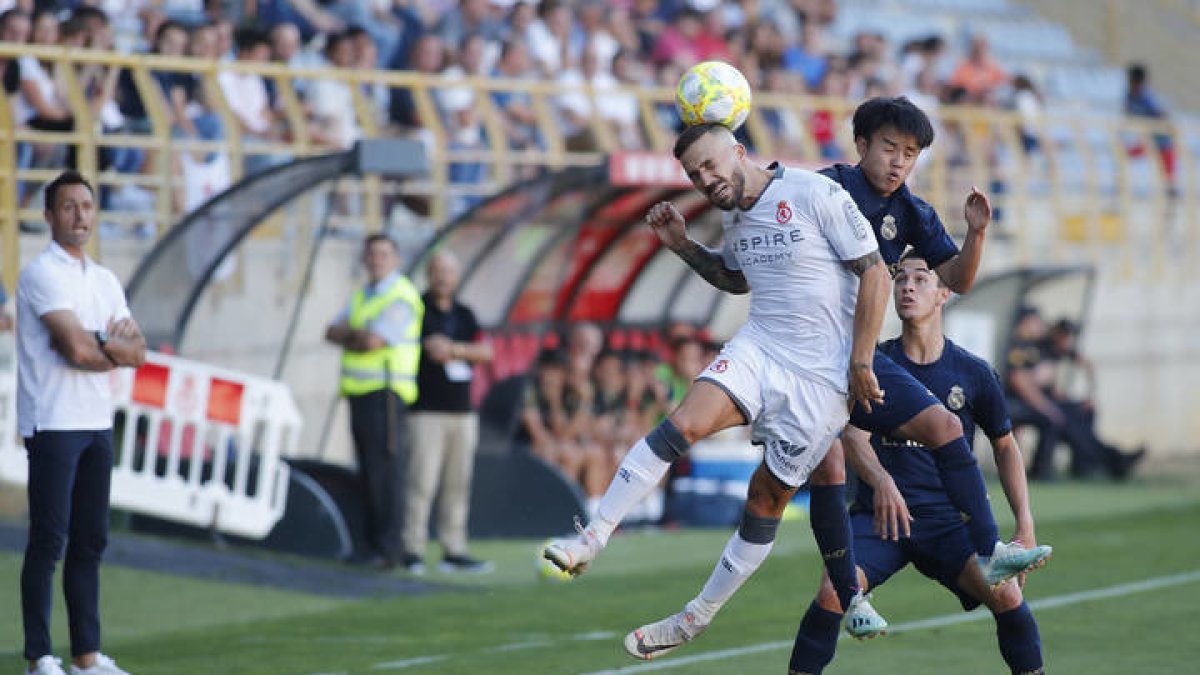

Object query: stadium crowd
[3,0,1110,230]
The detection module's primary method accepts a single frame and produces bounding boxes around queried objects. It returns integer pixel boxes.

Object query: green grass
[4,475,1200,674]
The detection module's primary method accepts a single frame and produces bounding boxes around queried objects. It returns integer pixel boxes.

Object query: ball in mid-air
[675,61,752,131]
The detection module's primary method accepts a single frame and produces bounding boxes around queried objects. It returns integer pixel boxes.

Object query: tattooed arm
[645,201,750,294]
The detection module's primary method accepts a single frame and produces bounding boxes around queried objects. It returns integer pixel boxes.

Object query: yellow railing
[1,43,1195,293]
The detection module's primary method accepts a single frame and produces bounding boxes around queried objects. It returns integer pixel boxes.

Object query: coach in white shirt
[17,171,145,675]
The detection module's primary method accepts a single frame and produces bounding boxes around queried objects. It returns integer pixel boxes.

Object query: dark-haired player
[789,252,1047,675]
[818,98,1051,601]
[545,122,894,658]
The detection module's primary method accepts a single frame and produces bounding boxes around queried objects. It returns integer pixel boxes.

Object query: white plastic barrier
[0,347,295,539]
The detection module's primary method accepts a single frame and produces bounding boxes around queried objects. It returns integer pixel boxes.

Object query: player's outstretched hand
[645,201,687,249]
[964,186,992,235]
[848,364,885,415]
[873,476,912,541]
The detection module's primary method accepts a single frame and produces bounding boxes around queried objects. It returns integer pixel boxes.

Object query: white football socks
[587,438,671,546]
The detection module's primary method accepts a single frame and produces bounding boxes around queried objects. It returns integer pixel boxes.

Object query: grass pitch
[3,474,1199,674]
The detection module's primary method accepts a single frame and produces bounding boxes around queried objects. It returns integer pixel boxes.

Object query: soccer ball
[675,61,753,131]
[536,540,574,582]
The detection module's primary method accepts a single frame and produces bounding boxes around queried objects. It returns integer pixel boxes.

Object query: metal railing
[2,43,1195,293]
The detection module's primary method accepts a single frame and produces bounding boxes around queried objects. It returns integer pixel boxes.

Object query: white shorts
[696,335,848,488]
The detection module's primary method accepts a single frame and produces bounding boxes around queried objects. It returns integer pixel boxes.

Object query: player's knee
[746,464,794,516]
[646,418,691,462]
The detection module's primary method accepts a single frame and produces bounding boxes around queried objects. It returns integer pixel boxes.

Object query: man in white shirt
[544,123,894,658]
[17,171,146,675]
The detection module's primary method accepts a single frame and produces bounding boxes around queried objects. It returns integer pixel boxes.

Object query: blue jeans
[21,429,113,660]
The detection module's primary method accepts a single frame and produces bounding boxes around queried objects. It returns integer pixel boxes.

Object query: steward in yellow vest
[325,234,423,569]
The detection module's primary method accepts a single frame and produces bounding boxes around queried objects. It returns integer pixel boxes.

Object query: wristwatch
[94,330,110,347]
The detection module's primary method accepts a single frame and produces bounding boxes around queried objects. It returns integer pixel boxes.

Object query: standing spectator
[1124,63,1175,187]
[325,234,424,570]
[17,171,146,675]
[1011,74,1042,154]
[402,251,495,575]
[947,34,1009,103]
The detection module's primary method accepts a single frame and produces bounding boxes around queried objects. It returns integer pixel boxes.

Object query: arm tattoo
[846,250,883,277]
[673,239,750,294]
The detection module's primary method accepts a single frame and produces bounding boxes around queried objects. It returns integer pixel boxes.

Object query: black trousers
[22,429,112,660]
[1008,399,1107,478]
[348,389,409,560]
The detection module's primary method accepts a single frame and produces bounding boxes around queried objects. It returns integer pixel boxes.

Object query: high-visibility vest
[339,275,424,404]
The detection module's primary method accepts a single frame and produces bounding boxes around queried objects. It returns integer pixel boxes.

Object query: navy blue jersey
[819,163,958,268]
[853,338,1012,518]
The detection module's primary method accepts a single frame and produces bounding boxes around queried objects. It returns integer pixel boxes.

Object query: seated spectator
[1011,74,1042,154]
[437,0,506,57]
[18,10,75,171]
[439,34,490,217]
[520,349,608,515]
[526,0,572,78]
[1005,307,1141,481]
[2,8,34,202]
[1044,319,1145,476]
[554,42,631,151]
[348,26,389,130]
[308,31,360,149]
[217,26,282,173]
[650,7,730,68]
[489,40,542,153]
[948,34,1009,103]
[389,33,447,132]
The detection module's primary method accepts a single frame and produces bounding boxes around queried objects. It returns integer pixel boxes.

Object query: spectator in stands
[1124,63,1175,188]
[650,7,729,68]
[389,33,446,132]
[1011,74,1043,154]
[948,34,1009,103]
[18,11,75,171]
[2,8,34,203]
[555,40,624,151]
[308,31,361,149]
[217,26,280,172]
[490,40,542,153]
[438,34,490,218]
[348,26,389,129]
[526,0,573,78]
[269,21,323,98]
[437,0,506,56]
[325,233,424,571]
[402,251,494,575]
[18,170,146,675]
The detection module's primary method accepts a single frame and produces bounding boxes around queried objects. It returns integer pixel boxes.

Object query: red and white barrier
[0,348,295,539]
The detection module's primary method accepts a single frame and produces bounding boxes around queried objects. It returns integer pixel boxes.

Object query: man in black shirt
[402,251,495,574]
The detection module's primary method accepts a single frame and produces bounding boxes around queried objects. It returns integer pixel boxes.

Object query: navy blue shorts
[851,512,980,610]
[849,349,941,434]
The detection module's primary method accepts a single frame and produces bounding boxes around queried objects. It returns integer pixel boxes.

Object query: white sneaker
[27,656,66,675]
[843,590,889,640]
[623,602,710,661]
[68,654,130,675]
[542,518,602,577]
[978,540,1053,589]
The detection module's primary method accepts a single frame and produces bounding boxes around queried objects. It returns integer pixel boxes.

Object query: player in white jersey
[544,123,893,659]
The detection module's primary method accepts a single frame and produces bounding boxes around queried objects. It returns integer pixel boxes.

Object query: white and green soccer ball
[675,60,753,131]
[536,540,574,583]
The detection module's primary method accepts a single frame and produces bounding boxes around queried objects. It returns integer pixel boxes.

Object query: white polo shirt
[16,241,131,438]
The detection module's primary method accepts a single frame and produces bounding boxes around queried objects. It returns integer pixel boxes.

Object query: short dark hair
[71,6,109,26]
[896,249,946,287]
[363,232,399,254]
[44,170,94,211]
[154,20,187,46]
[0,9,28,29]
[672,123,732,160]
[325,30,350,56]
[233,26,269,52]
[852,96,935,149]
[1128,63,1147,86]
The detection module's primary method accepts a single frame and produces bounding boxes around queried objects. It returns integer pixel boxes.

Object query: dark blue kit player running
[789,252,1048,675]
[817,97,1051,603]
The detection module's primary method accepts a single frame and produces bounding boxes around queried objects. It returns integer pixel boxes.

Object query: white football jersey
[720,164,878,393]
